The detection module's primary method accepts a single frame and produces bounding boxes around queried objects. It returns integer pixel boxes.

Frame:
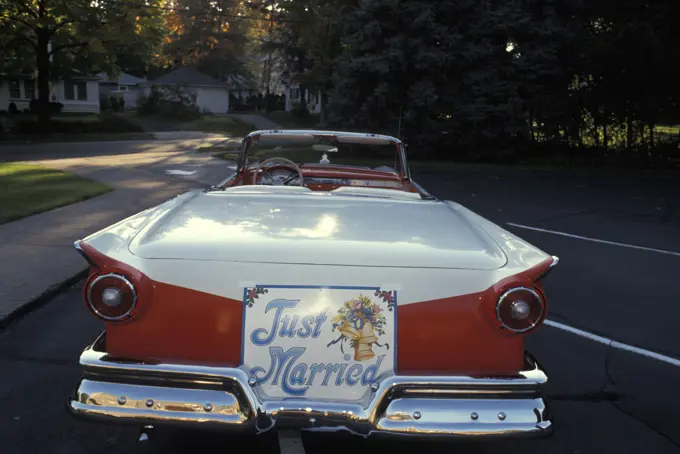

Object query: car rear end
[67,191,557,438]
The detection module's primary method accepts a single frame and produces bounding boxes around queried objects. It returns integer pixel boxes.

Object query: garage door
[196,88,229,114]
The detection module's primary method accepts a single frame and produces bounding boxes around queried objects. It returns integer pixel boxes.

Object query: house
[144,67,231,114]
[284,83,321,114]
[98,72,146,109]
[0,71,100,114]
[225,74,258,101]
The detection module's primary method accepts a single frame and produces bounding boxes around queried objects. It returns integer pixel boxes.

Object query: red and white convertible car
[68,129,557,441]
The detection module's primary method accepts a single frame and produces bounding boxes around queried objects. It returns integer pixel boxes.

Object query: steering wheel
[252,157,305,186]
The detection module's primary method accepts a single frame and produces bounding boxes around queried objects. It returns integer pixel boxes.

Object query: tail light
[86,273,138,321]
[495,286,545,333]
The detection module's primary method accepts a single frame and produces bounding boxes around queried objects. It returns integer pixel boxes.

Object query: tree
[258,0,345,123]
[0,0,166,132]
[160,0,250,80]
[327,0,536,156]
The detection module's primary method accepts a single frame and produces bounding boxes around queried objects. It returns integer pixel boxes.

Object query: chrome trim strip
[68,333,552,438]
[74,240,97,267]
[244,129,404,145]
[550,255,560,268]
[535,255,560,282]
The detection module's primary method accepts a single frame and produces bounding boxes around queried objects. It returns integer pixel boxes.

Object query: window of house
[309,93,319,105]
[118,85,128,91]
[290,88,300,100]
[25,81,35,100]
[65,81,87,101]
[9,80,21,99]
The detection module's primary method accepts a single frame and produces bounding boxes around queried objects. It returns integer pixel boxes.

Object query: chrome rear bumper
[68,333,552,438]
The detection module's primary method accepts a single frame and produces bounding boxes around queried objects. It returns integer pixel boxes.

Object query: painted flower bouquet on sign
[329,294,390,361]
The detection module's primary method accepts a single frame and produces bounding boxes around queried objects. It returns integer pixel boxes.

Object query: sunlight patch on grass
[0,163,113,224]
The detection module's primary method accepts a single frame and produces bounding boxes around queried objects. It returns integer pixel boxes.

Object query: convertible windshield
[242,134,403,175]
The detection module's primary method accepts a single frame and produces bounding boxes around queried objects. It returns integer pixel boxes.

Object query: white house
[0,72,101,114]
[98,72,146,109]
[145,67,230,114]
[284,83,321,114]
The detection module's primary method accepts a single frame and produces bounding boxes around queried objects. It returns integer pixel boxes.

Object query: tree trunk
[36,28,51,135]
[300,85,307,110]
[592,112,600,148]
[639,123,645,144]
[649,123,655,150]
[603,107,608,152]
[320,91,327,126]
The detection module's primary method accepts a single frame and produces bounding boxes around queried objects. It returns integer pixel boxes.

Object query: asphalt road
[1,156,680,453]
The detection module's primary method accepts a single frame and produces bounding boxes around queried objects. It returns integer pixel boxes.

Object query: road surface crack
[603,343,680,449]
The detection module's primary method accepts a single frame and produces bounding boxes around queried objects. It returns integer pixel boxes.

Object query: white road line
[507,223,680,257]
[545,319,680,368]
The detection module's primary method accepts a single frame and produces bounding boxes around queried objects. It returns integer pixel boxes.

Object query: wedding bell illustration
[328,295,390,361]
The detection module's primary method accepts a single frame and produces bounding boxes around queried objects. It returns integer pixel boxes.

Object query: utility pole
[397,106,403,138]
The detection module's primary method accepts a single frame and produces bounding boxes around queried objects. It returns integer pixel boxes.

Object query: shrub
[137,89,162,115]
[158,101,200,121]
[110,96,120,112]
[29,100,63,114]
[100,96,111,112]
[292,102,310,120]
[138,85,200,120]
[8,103,18,114]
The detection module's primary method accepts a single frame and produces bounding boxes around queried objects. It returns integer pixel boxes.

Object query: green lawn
[0,163,113,224]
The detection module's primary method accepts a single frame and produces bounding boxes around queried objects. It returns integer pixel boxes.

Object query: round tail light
[495,286,545,333]
[86,274,138,321]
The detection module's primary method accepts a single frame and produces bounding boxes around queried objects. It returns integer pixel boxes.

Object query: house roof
[225,74,258,91]
[64,69,100,81]
[1,70,98,81]
[151,67,228,88]
[97,72,146,85]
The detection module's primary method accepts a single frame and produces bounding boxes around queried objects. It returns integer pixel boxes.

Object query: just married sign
[242,286,397,402]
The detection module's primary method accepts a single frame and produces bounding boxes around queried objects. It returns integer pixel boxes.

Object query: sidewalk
[0,159,200,327]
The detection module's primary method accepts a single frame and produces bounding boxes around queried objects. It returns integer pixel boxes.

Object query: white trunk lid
[128,191,507,270]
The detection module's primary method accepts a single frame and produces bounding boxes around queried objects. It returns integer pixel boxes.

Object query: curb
[0,267,89,332]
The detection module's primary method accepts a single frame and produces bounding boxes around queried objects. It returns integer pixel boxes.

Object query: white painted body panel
[81,188,551,304]
[126,189,507,270]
